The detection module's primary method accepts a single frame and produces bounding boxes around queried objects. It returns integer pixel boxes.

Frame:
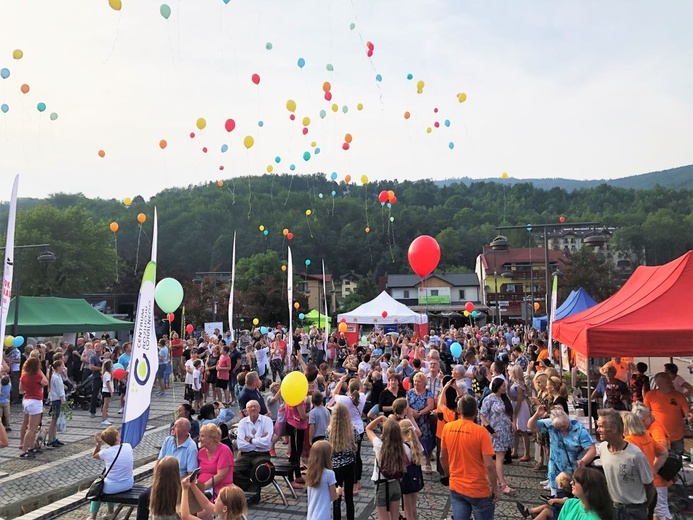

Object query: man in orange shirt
[600,357,631,383]
[440,394,499,520]
[644,373,693,455]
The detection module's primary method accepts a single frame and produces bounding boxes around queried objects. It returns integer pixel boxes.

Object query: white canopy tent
[337,291,428,325]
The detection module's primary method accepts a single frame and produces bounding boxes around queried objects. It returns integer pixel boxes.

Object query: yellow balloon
[196,117,206,130]
[360,175,368,184]
[108,0,122,11]
[286,99,296,112]
[426,127,432,133]
[357,103,363,111]
[267,165,274,173]
[123,197,132,207]
[331,103,338,112]
[310,141,317,148]
[281,265,287,272]
[305,209,312,216]
[280,371,309,406]
[464,310,470,317]
[259,225,265,231]
[4,335,15,347]
[243,135,254,149]
[501,172,509,179]
[457,92,467,103]
[302,116,311,126]
[338,322,347,333]
[12,49,23,60]
[417,80,425,90]
[253,318,259,326]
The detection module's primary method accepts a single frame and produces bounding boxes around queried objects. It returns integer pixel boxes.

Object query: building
[386,273,482,315]
[334,270,364,307]
[298,274,337,314]
[475,236,566,323]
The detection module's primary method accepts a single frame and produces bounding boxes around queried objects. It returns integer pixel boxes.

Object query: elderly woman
[528,406,596,496]
[197,423,235,495]
[89,426,134,520]
[18,357,48,459]
[406,372,435,473]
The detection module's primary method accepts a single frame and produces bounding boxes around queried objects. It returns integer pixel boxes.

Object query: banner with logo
[0,175,18,367]
[121,209,158,448]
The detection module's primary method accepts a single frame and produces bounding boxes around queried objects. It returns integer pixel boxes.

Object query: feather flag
[228,231,236,341]
[0,175,18,367]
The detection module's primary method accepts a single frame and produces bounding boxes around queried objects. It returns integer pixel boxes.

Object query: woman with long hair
[399,419,423,520]
[181,480,247,520]
[435,377,460,481]
[366,416,410,520]
[18,357,48,459]
[546,376,569,414]
[327,403,356,520]
[305,440,341,520]
[558,466,613,520]
[480,378,515,494]
[150,456,182,519]
[531,372,550,471]
[509,364,531,461]
[285,392,309,490]
[47,359,66,448]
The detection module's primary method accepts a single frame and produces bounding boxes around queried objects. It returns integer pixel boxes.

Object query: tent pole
[587,358,593,436]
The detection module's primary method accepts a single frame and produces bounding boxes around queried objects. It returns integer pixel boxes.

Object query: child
[267,382,284,457]
[47,360,66,447]
[308,391,331,444]
[517,471,572,519]
[399,419,423,520]
[0,375,11,432]
[305,440,341,520]
[234,371,246,402]
[192,359,203,412]
[101,360,113,425]
[181,479,248,520]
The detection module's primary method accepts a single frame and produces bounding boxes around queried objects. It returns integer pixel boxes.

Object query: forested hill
[0,175,691,297]
[437,164,693,191]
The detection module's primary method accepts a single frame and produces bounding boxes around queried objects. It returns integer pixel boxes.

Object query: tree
[341,273,378,312]
[558,248,618,303]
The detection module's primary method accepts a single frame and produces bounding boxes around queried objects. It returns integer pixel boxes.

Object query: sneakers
[20,451,35,459]
[156,392,165,397]
[516,502,531,518]
[90,413,96,418]
[47,439,64,448]
[101,419,113,425]
[540,480,549,486]
[543,483,552,491]
[117,408,123,414]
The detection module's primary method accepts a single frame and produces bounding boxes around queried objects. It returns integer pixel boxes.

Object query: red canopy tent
[552,250,693,357]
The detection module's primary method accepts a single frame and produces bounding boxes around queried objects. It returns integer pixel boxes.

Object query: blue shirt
[537,418,593,489]
[159,346,169,365]
[118,352,131,371]
[158,435,198,477]
[0,381,11,404]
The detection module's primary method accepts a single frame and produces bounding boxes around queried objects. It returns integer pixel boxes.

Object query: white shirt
[192,369,201,391]
[99,443,134,494]
[184,359,195,385]
[102,371,113,393]
[333,393,366,434]
[358,361,371,376]
[255,347,269,376]
[236,414,274,453]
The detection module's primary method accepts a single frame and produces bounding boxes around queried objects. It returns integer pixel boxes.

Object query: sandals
[519,456,531,462]
[516,502,531,518]
[500,483,516,494]
[424,464,432,474]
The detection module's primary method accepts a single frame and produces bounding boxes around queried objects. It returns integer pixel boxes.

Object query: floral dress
[480,394,513,452]
[406,388,435,454]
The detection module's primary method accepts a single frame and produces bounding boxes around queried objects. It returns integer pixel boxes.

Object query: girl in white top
[305,440,341,520]
[47,359,66,446]
[101,360,113,425]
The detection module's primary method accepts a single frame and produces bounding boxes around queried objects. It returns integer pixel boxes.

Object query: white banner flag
[121,209,158,448]
[322,260,328,345]
[287,247,293,366]
[0,175,18,366]
[228,231,236,341]
[548,274,559,362]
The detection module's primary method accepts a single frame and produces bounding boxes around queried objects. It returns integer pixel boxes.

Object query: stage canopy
[552,251,693,357]
[337,291,428,324]
[302,309,331,333]
[533,288,598,331]
[6,296,134,336]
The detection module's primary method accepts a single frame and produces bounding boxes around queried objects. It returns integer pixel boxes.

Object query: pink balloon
[225,119,236,132]
[251,73,260,85]
[408,235,441,278]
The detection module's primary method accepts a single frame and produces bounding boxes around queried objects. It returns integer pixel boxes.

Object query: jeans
[670,438,684,455]
[333,463,355,520]
[450,489,494,520]
[613,503,647,520]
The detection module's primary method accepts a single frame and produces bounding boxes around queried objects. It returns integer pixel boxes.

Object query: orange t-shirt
[625,433,668,487]
[537,348,549,362]
[644,389,690,441]
[441,418,495,498]
[647,421,671,449]
[436,404,458,440]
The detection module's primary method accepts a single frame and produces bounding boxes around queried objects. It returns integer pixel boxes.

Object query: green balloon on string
[154,277,184,313]
[160,4,171,19]
[49,112,58,121]
[326,63,334,72]
[37,102,46,112]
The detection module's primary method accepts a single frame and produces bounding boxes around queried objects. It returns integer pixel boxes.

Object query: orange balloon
[217,180,224,187]
[282,228,289,236]
[404,111,410,119]
[322,81,331,92]
[338,322,347,333]
[98,150,105,158]
[159,139,167,149]
[294,302,300,309]
[109,222,119,233]
[344,133,353,143]
[137,213,146,224]
[365,227,370,233]
[345,175,352,183]
[281,265,287,272]
[387,190,395,199]
[20,84,30,94]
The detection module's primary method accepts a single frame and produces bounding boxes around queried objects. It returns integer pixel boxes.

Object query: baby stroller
[70,374,101,411]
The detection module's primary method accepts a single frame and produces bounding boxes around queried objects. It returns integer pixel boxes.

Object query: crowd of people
[1,323,693,520]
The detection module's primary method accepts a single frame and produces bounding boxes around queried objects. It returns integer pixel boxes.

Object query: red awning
[552,251,693,357]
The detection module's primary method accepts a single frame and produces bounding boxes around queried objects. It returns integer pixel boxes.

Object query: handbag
[86,443,123,501]
[657,452,682,482]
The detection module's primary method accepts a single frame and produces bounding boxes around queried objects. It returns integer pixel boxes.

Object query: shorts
[22,398,43,416]
[193,390,203,401]
[102,392,111,399]
[118,381,127,395]
[50,400,62,417]
[375,479,402,507]
[156,364,167,380]
[215,379,228,390]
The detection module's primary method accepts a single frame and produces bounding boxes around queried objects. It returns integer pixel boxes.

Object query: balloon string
[283,175,293,205]
[114,233,119,284]
[134,223,142,275]
[387,207,395,262]
[306,214,314,239]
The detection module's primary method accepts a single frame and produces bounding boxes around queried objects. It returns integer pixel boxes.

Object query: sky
[0,0,691,202]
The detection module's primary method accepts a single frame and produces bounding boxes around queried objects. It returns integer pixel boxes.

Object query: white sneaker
[117,408,123,414]
[540,479,549,486]
[101,419,113,425]
[543,483,552,490]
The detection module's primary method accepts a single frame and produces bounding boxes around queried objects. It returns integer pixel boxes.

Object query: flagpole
[229,232,236,341]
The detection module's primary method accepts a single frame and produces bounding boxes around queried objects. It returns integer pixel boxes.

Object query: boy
[192,359,203,412]
[308,391,330,444]
[0,376,11,431]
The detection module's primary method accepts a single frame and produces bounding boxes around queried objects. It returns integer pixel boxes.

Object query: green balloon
[349,22,356,30]
[326,63,334,72]
[160,4,171,19]
[49,112,58,121]
[154,277,184,313]
[265,42,273,50]
[342,105,348,113]
[319,109,326,119]
[37,102,46,112]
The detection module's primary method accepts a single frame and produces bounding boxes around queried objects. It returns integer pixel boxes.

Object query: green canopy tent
[302,309,331,333]
[6,296,134,336]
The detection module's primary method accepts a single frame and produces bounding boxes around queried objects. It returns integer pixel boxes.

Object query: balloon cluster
[378,190,397,207]
[3,335,24,348]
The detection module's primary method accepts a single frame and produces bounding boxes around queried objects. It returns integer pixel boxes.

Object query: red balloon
[190,132,195,138]
[324,91,332,101]
[366,41,374,50]
[433,108,439,113]
[113,368,127,381]
[186,324,194,334]
[434,122,440,128]
[225,119,236,132]
[382,311,388,318]
[302,127,309,135]
[342,142,350,150]
[402,378,411,391]
[465,301,474,313]
[167,313,175,322]
[340,317,346,323]
[559,216,566,223]
[378,190,389,203]
[251,73,260,85]
[219,165,224,170]
[289,114,296,121]
[202,147,208,153]
[390,195,397,204]
[287,232,294,240]
[407,235,441,278]
[367,49,373,58]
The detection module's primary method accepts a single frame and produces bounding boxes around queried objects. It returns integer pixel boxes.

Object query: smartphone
[189,467,201,482]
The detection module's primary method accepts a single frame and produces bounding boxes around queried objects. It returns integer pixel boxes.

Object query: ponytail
[349,379,360,407]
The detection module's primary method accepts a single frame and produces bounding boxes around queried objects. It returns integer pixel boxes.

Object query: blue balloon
[37,102,46,112]
[221,144,228,153]
[448,142,454,149]
[375,74,382,82]
[12,335,24,348]
[0,68,9,79]
[297,57,305,68]
[275,156,281,163]
[260,326,268,335]
[222,0,230,4]
[305,259,311,266]
[298,313,305,320]
[113,363,124,371]
[290,164,296,171]
[406,73,413,80]
[319,109,326,119]
[303,151,311,161]
[387,202,392,208]
[258,120,264,127]
[444,119,450,127]
[330,172,337,180]
[314,147,320,154]
[381,202,385,207]
[331,190,336,196]
[263,229,269,236]
[450,342,462,359]
[1,104,8,114]
[471,310,478,318]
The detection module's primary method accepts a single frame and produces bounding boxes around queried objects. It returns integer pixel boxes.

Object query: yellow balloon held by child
[281,371,309,407]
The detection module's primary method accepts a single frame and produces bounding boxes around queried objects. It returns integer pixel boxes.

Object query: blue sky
[0,0,691,200]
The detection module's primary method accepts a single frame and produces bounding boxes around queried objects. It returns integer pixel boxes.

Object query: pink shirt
[217,354,231,381]
[197,443,234,491]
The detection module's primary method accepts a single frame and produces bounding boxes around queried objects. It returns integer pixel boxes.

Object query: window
[344,280,350,286]
[431,289,439,296]
[403,290,410,299]
[458,289,465,300]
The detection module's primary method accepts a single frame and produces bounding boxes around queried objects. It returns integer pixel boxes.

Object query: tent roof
[6,296,134,336]
[337,291,428,324]
[552,251,693,357]
[533,288,598,330]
